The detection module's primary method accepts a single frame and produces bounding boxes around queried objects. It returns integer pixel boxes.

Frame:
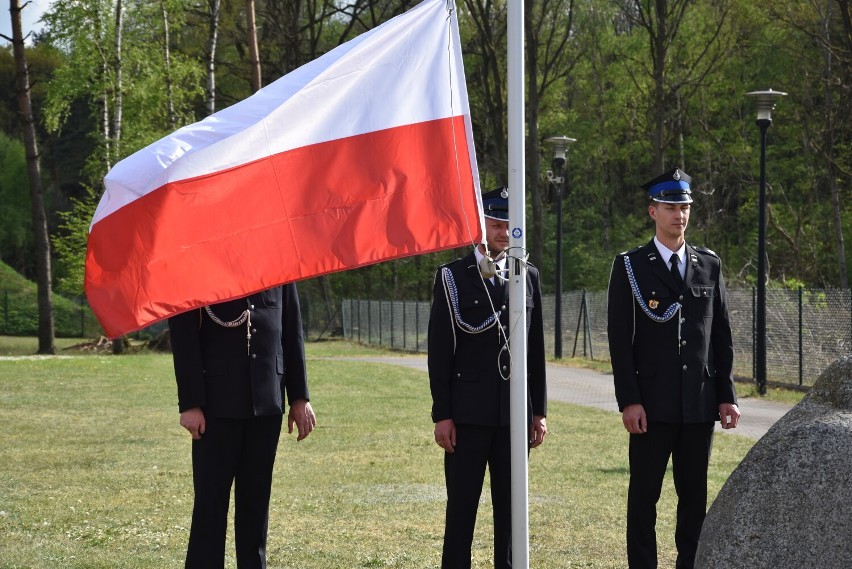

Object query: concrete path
[332,355,794,441]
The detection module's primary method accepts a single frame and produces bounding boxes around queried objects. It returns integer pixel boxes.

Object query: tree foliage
[2,0,852,333]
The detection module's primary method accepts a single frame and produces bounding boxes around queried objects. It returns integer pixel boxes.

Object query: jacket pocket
[259,288,281,307]
[690,285,715,316]
[637,364,656,378]
[453,368,480,382]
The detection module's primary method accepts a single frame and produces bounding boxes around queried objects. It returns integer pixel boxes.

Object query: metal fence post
[752,286,756,382]
[367,300,372,345]
[416,301,421,352]
[572,291,583,358]
[583,291,594,360]
[799,287,803,386]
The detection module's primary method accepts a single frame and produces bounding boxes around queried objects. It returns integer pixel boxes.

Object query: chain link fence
[0,291,103,338]
[342,288,852,390]
[1,290,336,342]
[6,285,849,389]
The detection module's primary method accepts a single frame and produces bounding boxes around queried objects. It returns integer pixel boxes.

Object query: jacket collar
[643,239,693,292]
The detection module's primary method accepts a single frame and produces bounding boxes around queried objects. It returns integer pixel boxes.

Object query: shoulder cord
[623,255,682,353]
[204,304,252,354]
[440,264,513,381]
[441,266,501,334]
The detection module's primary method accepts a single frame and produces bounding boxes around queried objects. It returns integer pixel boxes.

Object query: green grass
[0,342,756,568]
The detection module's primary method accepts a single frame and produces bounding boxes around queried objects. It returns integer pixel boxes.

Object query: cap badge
[673,169,681,181]
[500,188,509,198]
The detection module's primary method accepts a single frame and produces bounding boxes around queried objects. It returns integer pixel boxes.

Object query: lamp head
[546,135,576,168]
[746,89,787,121]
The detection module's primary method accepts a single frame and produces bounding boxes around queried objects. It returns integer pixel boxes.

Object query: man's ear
[648,203,657,220]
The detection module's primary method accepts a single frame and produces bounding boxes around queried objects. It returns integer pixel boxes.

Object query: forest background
[2,0,851,342]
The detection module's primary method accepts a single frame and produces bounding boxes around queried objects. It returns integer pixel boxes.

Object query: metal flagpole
[507,1,529,567]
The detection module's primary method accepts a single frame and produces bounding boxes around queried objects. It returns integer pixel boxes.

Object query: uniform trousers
[627,421,714,569]
[186,414,283,569]
[442,424,512,569]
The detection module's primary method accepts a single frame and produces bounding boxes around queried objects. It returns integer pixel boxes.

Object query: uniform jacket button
[251,353,257,359]
[682,364,687,371]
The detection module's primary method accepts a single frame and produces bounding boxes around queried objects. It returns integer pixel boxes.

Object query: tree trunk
[112,0,123,157]
[525,0,543,268]
[161,0,177,128]
[94,6,112,171]
[206,0,222,115]
[823,1,848,287]
[246,0,262,92]
[652,0,667,173]
[10,0,56,354]
[112,0,126,354]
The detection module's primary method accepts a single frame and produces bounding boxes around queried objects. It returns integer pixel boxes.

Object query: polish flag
[85,0,482,338]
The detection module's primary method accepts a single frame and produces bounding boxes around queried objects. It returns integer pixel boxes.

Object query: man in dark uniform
[428,186,548,569]
[168,283,316,569]
[606,168,740,569]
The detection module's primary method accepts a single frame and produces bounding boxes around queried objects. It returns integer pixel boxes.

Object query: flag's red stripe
[85,116,479,337]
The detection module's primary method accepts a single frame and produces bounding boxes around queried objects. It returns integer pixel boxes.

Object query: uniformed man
[606,168,740,569]
[168,284,316,569]
[428,186,548,569]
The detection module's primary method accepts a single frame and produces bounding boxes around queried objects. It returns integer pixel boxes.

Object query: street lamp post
[546,135,576,359]
[746,89,786,395]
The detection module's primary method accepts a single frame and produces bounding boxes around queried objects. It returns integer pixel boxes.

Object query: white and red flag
[85,0,482,338]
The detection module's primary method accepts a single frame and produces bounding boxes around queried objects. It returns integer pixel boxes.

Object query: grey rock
[695,355,852,568]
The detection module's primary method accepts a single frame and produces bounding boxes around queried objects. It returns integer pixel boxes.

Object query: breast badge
[648,299,659,309]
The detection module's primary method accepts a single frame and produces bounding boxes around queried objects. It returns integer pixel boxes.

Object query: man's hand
[180,407,206,440]
[288,399,317,441]
[530,415,547,448]
[622,404,647,434]
[719,403,741,429]
[434,419,456,453]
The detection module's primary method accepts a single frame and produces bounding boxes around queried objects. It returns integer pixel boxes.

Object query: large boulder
[696,355,852,568]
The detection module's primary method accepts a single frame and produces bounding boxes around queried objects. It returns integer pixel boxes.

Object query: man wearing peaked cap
[480,185,510,220]
[427,186,548,568]
[641,167,694,204]
[606,167,739,569]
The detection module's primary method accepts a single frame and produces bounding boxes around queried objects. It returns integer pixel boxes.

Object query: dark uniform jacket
[428,250,547,427]
[168,284,309,419]
[607,240,736,424]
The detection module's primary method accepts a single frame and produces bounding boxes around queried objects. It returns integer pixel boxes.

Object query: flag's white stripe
[95,0,467,227]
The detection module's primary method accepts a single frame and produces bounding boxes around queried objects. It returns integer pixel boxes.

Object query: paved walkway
[335,356,795,441]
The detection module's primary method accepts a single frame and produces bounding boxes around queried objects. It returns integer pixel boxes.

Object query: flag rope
[443,0,509,366]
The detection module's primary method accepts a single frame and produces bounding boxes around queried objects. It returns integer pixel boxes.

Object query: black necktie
[669,253,683,287]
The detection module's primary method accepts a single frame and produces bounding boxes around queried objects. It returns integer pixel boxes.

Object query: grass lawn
[0,339,756,568]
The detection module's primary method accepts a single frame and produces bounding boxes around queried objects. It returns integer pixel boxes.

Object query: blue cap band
[648,180,690,197]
